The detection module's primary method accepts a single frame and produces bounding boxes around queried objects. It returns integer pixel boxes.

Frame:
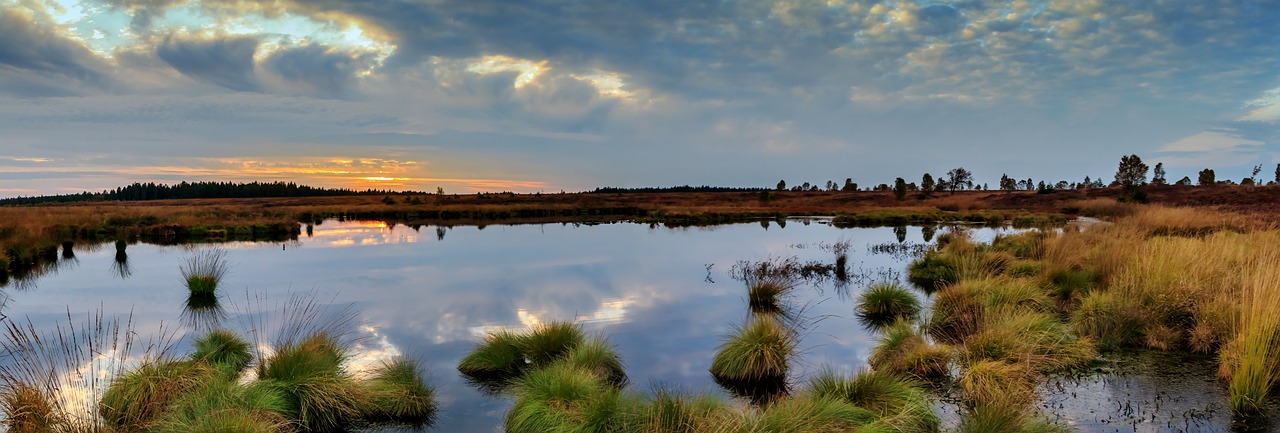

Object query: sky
[1,0,1278,197]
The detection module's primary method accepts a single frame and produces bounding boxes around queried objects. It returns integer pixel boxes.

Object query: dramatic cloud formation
[1,0,1278,195]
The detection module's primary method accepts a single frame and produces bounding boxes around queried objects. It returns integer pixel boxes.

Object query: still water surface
[1,220,1267,432]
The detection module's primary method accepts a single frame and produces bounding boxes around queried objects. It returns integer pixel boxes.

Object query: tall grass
[1226,254,1280,414]
[0,310,179,433]
[181,249,230,295]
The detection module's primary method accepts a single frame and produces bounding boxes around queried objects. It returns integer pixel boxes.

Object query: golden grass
[1225,253,1280,414]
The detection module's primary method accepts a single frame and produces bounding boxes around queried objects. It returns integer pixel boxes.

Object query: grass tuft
[98,360,216,431]
[1,384,60,433]
[563,338,628,388]
[457,330,527,387]
[856,282,921,329]
[190,329,254,376]
[519,321,586,367]
[709,316,795,403]
[256,332,365,432]
[361,357,438,429]
[181,249,230,295]
[906,251,956,293]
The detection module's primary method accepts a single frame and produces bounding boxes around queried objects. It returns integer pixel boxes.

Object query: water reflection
[1,221,1264,432]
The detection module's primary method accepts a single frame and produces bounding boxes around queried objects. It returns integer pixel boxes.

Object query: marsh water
[1,219,1274,432]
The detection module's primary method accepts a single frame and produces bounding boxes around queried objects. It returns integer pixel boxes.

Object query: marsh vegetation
[1,209,1278,431]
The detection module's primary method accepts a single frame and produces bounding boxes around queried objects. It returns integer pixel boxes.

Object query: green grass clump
[906,252,956,293]
[1071,291,1143,351]
[990,232,1046,259]
[856,282,921,329]
[181,249,230,295]
[151,378,291,433]
[806,369,939,433]
[740,393,878,432]
[361,358,437,429]
[927,283,986,344]
[519,321,586,367]
[99,360,216,431]
[957,402,1071,433]
[965,309,1096,372]
[191,329,253,376]
[256,332,365,432]
[869,321,951,380]
[505,363,623,433]
[627,387,729,432]
[1047,267,1098,300]
[457,330,527,385]
[709,316,795,401]
[563,338,628,388]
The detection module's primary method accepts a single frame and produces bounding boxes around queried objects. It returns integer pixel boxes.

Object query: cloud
[259,43,374,98]
[0,8,114,94]
[1161,130,1265,153]
[155,33,262,91]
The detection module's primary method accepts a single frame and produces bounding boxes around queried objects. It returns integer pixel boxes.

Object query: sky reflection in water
[0,220,1083,432]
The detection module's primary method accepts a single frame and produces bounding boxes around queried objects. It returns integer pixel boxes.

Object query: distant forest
[587,185,767,193]
[0,181,413,205]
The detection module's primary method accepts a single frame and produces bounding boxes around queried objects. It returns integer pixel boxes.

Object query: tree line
[0,181,415,205]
